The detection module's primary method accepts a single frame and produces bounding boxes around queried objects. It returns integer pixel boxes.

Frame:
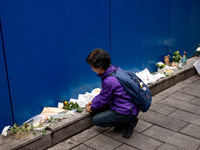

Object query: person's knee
[93,116,100,126]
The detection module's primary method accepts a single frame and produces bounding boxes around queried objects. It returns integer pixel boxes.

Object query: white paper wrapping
[193,59,200,75]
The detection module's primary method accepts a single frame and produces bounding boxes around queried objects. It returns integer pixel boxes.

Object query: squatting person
[85,48,140,138]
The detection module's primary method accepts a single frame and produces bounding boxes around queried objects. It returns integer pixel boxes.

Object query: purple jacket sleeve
[91,78,113,110]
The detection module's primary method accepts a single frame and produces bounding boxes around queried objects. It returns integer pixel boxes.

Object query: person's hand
[87,101,92,106]
[86,105,93,112]
[86,101,93,112]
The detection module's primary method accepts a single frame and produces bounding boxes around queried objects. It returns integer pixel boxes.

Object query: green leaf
[30,123,34,129]
[23,123,29,128]
[33,130,36,136]
[41,129,46,135]
[76,107,83,113]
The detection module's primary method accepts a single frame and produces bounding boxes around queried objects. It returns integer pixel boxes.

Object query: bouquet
[172,51,181,62]
[58,101,85,113]
[1,116,58,138]
[196,47,200,55]
[155,62,165,69]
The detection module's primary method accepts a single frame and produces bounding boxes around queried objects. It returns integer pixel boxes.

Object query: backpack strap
[108,66,134,134]
[108,66,118,77]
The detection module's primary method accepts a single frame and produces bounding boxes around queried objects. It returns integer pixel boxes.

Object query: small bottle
[182,52,187,67]
[178,59,183,69]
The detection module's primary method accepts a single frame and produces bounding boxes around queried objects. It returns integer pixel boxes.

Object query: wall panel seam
[0,18,15,124]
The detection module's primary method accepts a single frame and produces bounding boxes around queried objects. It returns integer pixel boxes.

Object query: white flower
[33,121,40,127]
[1,125,10,136]
[196,47,200,52]
[157,62,164,65]
[58,102,64,109]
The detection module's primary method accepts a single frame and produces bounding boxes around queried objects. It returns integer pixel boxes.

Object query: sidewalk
[48,74,200,150]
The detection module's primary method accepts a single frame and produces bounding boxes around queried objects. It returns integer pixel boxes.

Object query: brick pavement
[48,74,200,150]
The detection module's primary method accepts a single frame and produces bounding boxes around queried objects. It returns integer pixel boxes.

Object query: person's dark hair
[86,48,111,70]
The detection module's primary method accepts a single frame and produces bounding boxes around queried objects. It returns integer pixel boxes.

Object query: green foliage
[76,107,85,113]
[8,117,59,137]
[9,123,30,136]
[41,129,46,135]
[10,123,19,134]
[63,101,85,113]
[164,72,179,77]
[33,130,36,136]
[155,63,165,69]
[172,51,181,62]
[7,101,85,138]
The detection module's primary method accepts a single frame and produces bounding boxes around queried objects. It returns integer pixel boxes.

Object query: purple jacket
[91,65,140,115]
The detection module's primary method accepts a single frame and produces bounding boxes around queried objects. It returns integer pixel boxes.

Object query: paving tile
[180,124,200,139]
[134,119,153,133]
[149,103,176,115]
[160,97,200,115]
[49,126,110,150]
[138,111,188,131]
[158,83,185,97]
[70,126,109,143]
[71,144,93,150]
[188,80,200,90]
[189,98,200,106]
[169,110,200,126]
[156,143,185,150]
[143,125,200,150]
[158,86,179,97]
[103,129,163,150]
[48,138,80,150]
[151,94,167,105]
[179,74,200,86]
[115,144,138,150]
[179,87,200,97]
[169,92,195,102]
[84,134,122,150]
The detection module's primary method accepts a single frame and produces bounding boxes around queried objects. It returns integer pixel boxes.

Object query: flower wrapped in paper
[41,107,66,114]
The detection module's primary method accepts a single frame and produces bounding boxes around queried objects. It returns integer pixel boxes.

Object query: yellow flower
[64,101,68,105]
[176,51,179,53]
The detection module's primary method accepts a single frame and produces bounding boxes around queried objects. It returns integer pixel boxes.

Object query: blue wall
[0,0,200,130]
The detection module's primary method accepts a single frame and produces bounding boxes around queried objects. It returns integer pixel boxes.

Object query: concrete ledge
[0,56,199,150]
[148,56,199,96]
[0,130,52,150]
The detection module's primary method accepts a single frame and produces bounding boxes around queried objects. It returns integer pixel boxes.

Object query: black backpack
[108,67,152,112]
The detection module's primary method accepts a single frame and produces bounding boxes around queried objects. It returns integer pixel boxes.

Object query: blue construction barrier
[0,0,200,131]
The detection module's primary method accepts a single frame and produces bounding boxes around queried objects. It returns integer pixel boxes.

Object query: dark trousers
[92,109,138,128]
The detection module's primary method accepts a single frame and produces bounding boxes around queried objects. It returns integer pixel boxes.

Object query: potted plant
[172,51,181,67]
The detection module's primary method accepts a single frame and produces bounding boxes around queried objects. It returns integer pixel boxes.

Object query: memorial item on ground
[165,69,174,75]
[172,51,181,67]
[182,51,187,67]
[164,55,170,66]
[193,59,200,75]
[172,51,181,62]
[196,46,200,56]
[155,62,165,73]
[1,116,58,138]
